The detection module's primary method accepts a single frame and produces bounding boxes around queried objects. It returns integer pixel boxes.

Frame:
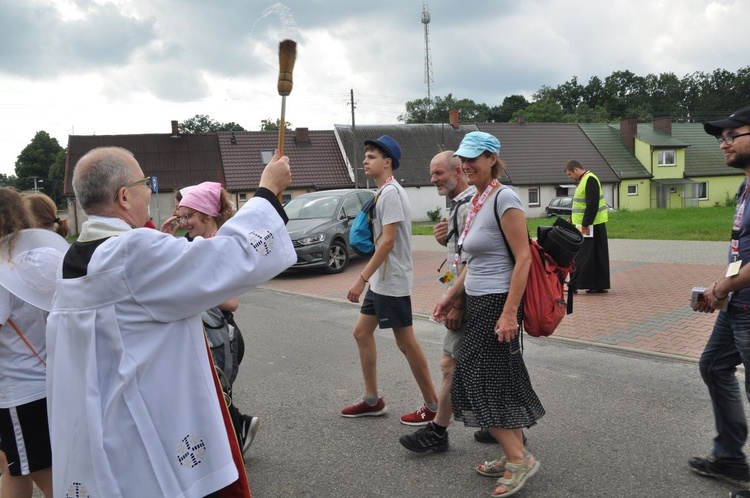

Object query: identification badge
[726,260,742,277]
[439,270,455,285]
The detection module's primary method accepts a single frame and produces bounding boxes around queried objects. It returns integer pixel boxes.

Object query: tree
[398,66,750,126]
[397,97,432,123]
[602,70,650,119]
[15,131,63,199]
[0,173,16,187]
[260,118,293,131]
[47,149,67,205]
[179,114,246,133]
[563,104,611,123]
[582,76,605,110]
[512,101,566,122]
[489,95,530,122]
[646,72,683,119]
[398,94,490,124]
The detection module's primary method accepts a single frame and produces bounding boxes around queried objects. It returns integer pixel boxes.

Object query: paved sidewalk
[261,237,729,360]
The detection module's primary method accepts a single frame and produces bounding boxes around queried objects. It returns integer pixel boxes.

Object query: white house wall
[401,186,447,222]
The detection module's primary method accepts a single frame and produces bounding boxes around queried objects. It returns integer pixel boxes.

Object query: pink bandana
[179,182,222,218]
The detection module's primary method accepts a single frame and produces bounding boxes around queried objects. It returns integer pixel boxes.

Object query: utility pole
[30,176,43,193]
[350,89,358,189]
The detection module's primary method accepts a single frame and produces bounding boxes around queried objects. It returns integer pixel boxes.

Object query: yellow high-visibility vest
[571,171,607,226]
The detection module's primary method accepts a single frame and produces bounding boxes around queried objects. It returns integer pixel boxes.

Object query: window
[341,194,361,219]
[658,150,675,166]
[627,184,638,196]
[281,193,292,204]
[238,192,247,202]
[699,182,708,200]
[260,150,274,165]
[528,187,540,207]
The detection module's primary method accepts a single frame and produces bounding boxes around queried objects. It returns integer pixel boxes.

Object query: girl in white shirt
[0,188,55,498]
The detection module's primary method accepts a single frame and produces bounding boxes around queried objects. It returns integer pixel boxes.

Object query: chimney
[518,114,526,126]
[449,110,459,129]
[653,117,672,136]
[620,117,637,153]
[170,120,179,136]
[294,127,310,145]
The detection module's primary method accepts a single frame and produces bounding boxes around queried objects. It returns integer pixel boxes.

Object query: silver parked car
[284,189,375,274]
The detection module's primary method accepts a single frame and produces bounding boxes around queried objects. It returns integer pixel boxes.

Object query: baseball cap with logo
[704,106,750,136]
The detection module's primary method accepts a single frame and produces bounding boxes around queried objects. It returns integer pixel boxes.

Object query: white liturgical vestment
[46,196,295,498]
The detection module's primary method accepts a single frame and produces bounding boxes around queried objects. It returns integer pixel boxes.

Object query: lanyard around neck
[452,179,499,267]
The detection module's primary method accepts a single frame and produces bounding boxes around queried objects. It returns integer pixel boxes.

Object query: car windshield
[284,195,343,220]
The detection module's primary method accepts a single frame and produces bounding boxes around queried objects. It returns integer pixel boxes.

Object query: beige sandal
[490,453,540,497]
[476,450,530,477]
[476,457,506,477]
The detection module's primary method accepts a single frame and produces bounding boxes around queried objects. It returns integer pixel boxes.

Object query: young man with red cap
[689,106,750,494]
[343,135,438,426]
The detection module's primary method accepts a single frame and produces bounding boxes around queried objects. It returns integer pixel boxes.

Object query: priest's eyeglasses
[114,177,153,201]
[718,132,750,146]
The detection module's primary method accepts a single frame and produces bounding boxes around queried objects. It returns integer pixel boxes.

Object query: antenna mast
[422,2,434,112]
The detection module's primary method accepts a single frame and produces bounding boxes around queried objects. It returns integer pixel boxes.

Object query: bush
[725,189,738,207]
[426,206,442,222]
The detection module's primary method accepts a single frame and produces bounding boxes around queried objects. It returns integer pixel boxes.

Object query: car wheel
[323,240,349,274]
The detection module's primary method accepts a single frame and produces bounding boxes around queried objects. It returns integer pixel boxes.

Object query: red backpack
[521,239,572,337]
[494,190,581,337]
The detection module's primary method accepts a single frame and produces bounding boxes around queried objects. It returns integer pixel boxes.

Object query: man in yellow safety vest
[564,159,610,293]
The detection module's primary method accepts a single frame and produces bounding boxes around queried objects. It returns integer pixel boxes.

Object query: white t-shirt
[370,181,413,297]
[0,285,47,408]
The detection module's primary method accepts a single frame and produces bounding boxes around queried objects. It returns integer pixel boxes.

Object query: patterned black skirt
[451,293,545,429]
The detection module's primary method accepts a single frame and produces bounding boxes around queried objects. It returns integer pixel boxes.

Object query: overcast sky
[1,0,749,177]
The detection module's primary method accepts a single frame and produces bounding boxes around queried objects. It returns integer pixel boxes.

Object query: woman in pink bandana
[176,182,260,461]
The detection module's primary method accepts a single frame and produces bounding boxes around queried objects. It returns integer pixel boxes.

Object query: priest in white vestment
[46,147,295,498]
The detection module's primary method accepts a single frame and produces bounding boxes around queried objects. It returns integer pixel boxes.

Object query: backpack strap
[493,186,522,263]
[6,319,46,367]
[491,187,526,346]
[373,183,400,280]
[446,196,472,246]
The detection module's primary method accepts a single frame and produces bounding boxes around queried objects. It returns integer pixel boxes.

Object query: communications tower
[422,2,434,108]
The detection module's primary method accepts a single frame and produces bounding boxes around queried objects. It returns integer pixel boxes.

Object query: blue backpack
[350,196,377,256]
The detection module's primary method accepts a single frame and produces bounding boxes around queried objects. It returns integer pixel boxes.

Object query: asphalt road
[232,288,737,498]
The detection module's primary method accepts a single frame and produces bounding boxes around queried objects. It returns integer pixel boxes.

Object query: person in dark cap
[690,106,750,491]
[342,135,439,426]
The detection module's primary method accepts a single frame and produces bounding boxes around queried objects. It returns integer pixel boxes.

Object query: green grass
[414,206,735,241]
[413,222,436,236]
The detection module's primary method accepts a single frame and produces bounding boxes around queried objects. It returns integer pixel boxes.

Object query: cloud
[0,0,155,78]
[1,0,750,176]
